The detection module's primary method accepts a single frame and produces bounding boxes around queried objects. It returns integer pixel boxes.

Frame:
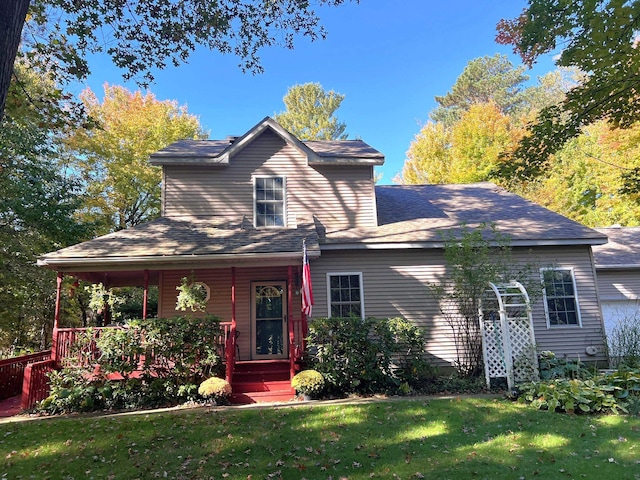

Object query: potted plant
[291,369,325,400]
[198,376,232,405]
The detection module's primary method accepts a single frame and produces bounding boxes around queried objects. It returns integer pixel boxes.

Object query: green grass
[1,397,639,479]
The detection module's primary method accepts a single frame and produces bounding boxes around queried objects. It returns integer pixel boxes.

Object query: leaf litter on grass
[0,398,639,479]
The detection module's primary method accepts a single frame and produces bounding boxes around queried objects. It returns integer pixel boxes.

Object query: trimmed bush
[291,370,325,397]
[307,316,429,396]
[198,377,232,404]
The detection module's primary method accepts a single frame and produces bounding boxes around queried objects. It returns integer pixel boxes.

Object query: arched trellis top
[479,281,539,391]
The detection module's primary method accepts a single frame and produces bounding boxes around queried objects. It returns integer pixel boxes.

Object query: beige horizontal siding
[520,246,607,364]
[597,269,640,301]
[159,266,302,361]
[309,245,607,368]
[162,129,377,228]
[154,244,607,369]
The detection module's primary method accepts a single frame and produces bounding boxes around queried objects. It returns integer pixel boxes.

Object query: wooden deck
[0,396,21,418]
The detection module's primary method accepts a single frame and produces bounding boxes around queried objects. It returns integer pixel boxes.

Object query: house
[593,226,640,348]
[36,116,609,402]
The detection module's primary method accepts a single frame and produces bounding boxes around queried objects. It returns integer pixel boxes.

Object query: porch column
[52,272,63,362]
[142,269,149,319]
[226,267,237,383]
[54,272,63,329]
[287,266,295,380]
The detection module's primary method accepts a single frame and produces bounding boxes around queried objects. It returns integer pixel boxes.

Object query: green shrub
[132,315,224,384]
[518,369,640,415]
[95,327,143,379]
[307,316,430,396]
[41,367,101,414]
[37,315,225,415]
[291,370,325,397]
[388,317,435,388]
[538,350,594,380]
[518,378,622,414]
[198,377,232,403]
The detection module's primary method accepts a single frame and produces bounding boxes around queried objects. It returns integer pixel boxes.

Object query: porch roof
[38,215,320,274]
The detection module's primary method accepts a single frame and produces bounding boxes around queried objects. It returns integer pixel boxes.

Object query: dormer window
[254,176,286,227]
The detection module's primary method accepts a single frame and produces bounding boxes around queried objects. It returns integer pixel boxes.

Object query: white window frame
[540,267,582,328]
[253,175,287,228]
[326,272,365,319]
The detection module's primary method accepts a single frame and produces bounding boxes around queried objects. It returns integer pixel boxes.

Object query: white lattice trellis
[479,281,539,390]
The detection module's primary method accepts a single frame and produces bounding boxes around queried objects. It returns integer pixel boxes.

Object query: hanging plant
[86,283,125,320]
[176,274,210,312]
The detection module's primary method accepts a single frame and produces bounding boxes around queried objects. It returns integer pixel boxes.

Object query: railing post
[21,364,33,410]
[51,327,58,364]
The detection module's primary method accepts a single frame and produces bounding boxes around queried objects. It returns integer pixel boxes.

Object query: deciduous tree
[398,122,451,185]
[496,0,640,181]
[275,82,348,140]
[0,63,89,356]
[67,84,206,233]
[0,0,357,120]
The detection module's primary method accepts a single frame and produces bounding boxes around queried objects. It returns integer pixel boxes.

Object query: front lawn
[1,397,638,479]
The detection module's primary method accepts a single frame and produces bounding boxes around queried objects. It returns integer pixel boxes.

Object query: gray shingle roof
[322,182,606,246]
[40,183,606,270]
[149,117,383,167]
[303,140,384,158]
[150,139,230,158]
[39,216,319,266]
[150,138,383,164]
[593,226,640,268]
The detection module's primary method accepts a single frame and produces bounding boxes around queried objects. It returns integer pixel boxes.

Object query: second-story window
[254,176,285,227]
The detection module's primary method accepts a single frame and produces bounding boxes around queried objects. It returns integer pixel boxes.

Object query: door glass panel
[255,285,284,356]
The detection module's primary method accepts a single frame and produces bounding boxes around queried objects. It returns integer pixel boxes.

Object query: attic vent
[226,135,240,144]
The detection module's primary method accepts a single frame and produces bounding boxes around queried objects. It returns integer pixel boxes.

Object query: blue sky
[79,0,556,184]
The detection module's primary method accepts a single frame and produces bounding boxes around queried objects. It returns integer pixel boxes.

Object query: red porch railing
[291,317,306,358]
[0,351,51,401]
[21,359,56,410]
[53,327,125,366]
[18,318,304,411]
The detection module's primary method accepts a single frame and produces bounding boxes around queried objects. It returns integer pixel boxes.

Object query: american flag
[301,240,314,318]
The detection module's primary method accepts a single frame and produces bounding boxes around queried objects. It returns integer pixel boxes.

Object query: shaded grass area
[1,397,639,479]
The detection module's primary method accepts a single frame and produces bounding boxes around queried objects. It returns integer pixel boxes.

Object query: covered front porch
[27,217,320,408]
[36,262,310,405]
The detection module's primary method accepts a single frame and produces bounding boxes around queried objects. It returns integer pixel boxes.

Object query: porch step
[231,387,296,404]
[230,360,295,404]
[233,370,290,382]
[234,360,291,374]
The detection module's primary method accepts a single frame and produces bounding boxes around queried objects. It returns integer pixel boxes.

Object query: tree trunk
[0,0,30,120]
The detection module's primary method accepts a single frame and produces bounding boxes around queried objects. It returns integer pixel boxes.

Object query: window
[254,176,285,227]
[541,268,581,327]
[327,273,364,318]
